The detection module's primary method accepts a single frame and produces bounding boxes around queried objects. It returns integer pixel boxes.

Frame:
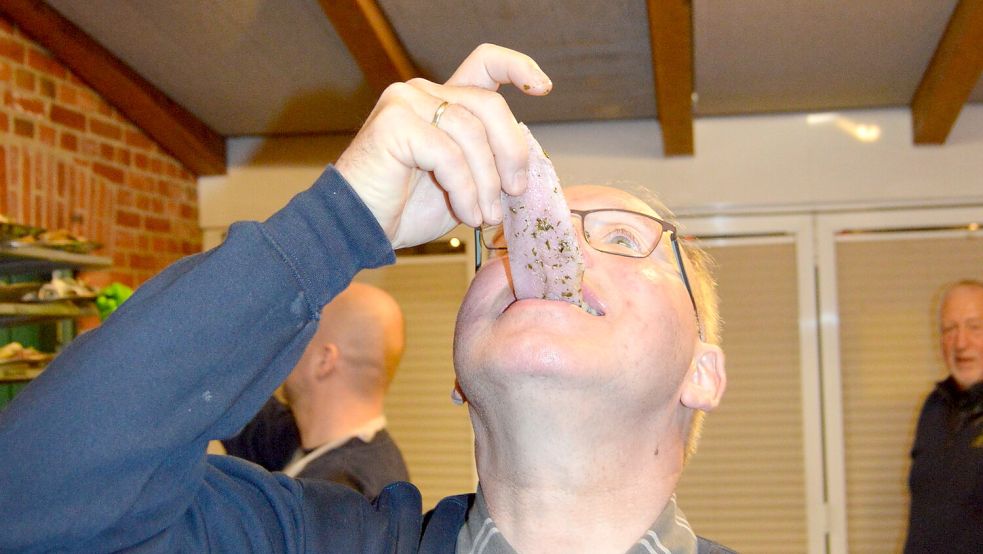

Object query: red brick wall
[0,17,202,291]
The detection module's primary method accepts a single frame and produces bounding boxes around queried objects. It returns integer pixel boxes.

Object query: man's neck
[291,396,385,450]
[469,394,687,554]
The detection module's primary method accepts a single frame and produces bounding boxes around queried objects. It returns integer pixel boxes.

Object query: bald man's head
[317,283,405,392]
[285,283,405,408]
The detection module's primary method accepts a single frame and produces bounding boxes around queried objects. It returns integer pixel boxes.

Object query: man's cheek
[474,257,509,287]
[639,263,677,285]
[454,301,481,351]
[639,265,692,310]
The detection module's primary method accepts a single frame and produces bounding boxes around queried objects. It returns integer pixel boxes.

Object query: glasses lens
[582,210,666,257]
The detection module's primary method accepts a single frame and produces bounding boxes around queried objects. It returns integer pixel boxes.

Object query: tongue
[501,124,585,306]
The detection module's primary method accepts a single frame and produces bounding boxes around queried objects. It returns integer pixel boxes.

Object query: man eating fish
[0,44,732,554]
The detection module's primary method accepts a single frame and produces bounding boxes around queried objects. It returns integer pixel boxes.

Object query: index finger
[445,44,552,95]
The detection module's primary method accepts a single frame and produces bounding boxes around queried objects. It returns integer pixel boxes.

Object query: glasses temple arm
[671,238,704,341]
[474,227,482,272]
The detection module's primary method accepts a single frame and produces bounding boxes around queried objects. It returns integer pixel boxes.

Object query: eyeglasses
[474,208,700,328]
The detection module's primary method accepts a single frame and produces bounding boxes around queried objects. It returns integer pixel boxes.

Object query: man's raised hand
[335,44,551,249]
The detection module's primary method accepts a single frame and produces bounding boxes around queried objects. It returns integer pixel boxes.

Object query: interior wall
[198,105,983,227]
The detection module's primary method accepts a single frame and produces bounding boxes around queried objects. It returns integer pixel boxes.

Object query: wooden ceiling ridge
[911,0,983,144]
[646,0,695,156]
[0,0,226,176]
[316,0,420,96]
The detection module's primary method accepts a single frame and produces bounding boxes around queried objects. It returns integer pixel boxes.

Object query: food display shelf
[0,241,107,389]
[0,245,111,276]
[0,282,42,302]
[0,301,98,326]
[0,362,45,383]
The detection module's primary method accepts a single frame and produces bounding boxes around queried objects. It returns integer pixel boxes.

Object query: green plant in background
[96,283,133,321]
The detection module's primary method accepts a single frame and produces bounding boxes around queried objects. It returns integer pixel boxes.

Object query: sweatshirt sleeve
[0,166,397,552]
[221,397,301,471]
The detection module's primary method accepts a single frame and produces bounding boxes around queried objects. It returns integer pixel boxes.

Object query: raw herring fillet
[502,124,584,306]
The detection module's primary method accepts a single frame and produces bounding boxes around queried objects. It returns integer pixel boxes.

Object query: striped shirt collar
[456,485,698,554]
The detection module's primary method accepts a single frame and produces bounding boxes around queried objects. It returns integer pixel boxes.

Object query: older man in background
[905,279,983,553]
[218,282,409,500]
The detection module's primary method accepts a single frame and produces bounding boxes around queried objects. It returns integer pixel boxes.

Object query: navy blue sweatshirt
[0,167,466,552]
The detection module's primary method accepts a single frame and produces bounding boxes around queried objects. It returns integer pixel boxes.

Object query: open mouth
[581,302,603,316]
[500,287,605,317]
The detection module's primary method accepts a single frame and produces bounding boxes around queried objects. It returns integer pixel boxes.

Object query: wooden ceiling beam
[911,0,983,144]
[316,0,419,96]
[646,0,695,156]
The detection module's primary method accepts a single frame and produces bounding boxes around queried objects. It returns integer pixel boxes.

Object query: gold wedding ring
[431,101,450,128]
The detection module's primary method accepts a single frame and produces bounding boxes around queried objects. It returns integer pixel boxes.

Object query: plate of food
[20,276,100,302]
[7,229,102,253]
[0,342,53,366]
[0,215,45,243]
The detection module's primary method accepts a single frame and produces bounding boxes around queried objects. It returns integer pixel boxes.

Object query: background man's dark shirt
[905,377,983,553]
[222,398,409,500]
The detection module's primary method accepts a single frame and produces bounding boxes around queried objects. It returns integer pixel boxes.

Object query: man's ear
[313,343,340,380]
[680,343,726,412]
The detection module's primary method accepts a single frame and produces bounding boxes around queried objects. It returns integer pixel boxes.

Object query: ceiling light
[806,113,836,125]
[852,124,881,143]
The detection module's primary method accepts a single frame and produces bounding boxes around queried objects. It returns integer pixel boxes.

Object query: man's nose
[956,326,970,348]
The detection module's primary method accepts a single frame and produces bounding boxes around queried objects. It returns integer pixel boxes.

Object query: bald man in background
[217,282,410,500]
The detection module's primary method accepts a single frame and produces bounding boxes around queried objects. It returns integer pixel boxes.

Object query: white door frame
[682,213,826,554]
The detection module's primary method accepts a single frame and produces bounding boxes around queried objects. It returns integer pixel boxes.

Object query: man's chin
[951,364,983,388]
[468,339,603,395]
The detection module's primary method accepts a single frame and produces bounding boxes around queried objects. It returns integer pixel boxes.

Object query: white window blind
[356,259,476,510]
[836,233,983,553]
[677,241,809,553]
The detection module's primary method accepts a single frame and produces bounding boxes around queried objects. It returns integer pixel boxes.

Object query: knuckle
[406,77,432,89]
[379,81,410,102]
[486,90,509,112]
[475,43,495,55]
[436,138,467,169]
[468,88,510,120]
[447,106,485,139]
